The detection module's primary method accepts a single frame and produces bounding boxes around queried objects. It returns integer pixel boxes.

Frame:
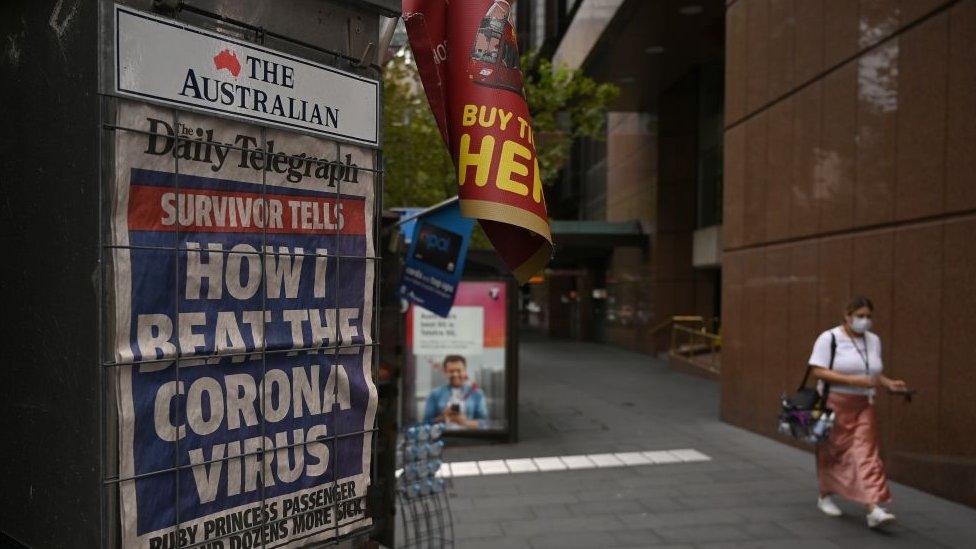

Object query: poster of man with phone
[406,281,510,433]
[423,354,489,429]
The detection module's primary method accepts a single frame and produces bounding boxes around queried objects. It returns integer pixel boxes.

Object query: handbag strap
[821,333,837,401]
[798,332,837,390]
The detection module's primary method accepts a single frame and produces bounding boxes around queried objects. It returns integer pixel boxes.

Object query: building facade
[722,0,976,508]
[523,0,726,353]
[531,0,976,508]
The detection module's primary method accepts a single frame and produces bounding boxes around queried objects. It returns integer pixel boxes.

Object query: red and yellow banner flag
[403,0,553,283]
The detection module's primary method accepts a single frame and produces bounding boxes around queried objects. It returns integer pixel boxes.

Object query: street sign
[114,4,380,146]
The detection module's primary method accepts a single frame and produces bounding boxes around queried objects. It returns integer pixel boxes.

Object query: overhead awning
[549,219,649,265]
[551,219,648,247]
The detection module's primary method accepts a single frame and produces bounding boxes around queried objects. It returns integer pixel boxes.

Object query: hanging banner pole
[402,0,553,283]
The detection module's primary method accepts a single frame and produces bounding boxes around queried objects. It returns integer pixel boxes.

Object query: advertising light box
[406,281,513,435]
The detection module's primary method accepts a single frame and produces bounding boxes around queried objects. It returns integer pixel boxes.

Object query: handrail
[669,321,722,374]
[672,324,721,341]
[648,315,705,336]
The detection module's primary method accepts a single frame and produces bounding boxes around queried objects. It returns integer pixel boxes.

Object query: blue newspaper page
[111,101,377,548]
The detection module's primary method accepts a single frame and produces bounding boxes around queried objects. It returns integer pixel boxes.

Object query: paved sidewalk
[438,332,976,548]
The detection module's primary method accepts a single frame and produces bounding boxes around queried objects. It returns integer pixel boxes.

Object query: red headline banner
[127,185,366,235]
[403,0,553,283]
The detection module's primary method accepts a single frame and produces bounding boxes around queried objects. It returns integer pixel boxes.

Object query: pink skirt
[816,393,891,504]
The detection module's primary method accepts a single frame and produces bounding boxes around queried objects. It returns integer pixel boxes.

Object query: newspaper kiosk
[0,1,398,547]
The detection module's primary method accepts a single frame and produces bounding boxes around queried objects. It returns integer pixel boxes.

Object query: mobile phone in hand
[892,389,918,402]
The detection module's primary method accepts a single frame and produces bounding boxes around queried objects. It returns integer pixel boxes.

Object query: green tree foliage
[521,51,620,184]
[382,48,618,208]
[382,51,457,209]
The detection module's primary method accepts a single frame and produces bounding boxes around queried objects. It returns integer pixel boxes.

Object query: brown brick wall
[722,0,976,507]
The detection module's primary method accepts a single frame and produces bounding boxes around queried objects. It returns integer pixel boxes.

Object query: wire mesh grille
[395,488,455,549]
[96,7,385,546]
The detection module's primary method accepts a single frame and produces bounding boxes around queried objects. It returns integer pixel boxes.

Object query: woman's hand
[881,376,908,393]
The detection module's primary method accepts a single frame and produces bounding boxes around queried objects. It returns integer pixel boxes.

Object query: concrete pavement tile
[560,455,597,469]
[610,528,665,546]
[611,487,684,500]
[614,451,653,465]
[517,477,615,495]
[655,524,752,543]
[669,449,711,462]
[700,539,842,549]
[532,456,568,471]
[707,468,786,482]
[476,459,510,475]
[617,509,742,529]
[642,451,683,464]
[577,487,680,504]
[677,490,814,510]
[674,456,768,472]
[731,502,824,522]
[455,536,531,549]
[914,528,976,549]
[505,458,539,473]
[889,483,976,521]
[776,516,878,538]
[448,461,480,477]
[566,498,646,516]
[587,453,626,467]
[470,492,580,509]
[500,516,624,537]
[528,503,573,519]
[621,471,715,486]
[509,467,613,486]
[444,497,475,510]
[890,511,945,532]
[678,478,813,496]
[764,466,815,480]
[829,532,950,548]
[894,510,976,534]
[615,439,693,450]
[451,505,531,524]
[453,521,505,539]
[582,465,636,480]
[634,496,685,512]
[611,545,694,549]
[527,531,618,549]
[736,521,799,539]
[663,460,767,474]
[448,477,520,495]
[547,416,608,432]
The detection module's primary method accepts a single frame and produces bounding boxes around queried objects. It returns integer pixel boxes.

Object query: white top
[808,326,884,395]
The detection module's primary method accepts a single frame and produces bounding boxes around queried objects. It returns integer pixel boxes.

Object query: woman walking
[808,296,910,528]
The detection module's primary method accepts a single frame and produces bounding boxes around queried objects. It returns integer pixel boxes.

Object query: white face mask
[850,317,873,334]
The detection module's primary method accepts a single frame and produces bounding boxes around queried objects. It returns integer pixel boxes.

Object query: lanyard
[851,336,870,374]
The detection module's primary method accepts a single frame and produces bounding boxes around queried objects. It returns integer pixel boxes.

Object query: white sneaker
[866,506,896,528]
[817,496,842,517]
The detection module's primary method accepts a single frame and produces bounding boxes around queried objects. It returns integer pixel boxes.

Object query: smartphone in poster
[406,281,508,432]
